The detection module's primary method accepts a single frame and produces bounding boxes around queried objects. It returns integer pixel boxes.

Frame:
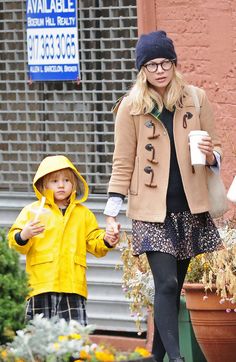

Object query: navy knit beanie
[135,30,177,71]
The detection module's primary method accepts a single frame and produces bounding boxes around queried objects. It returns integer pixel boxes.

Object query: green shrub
[0,228,28,344]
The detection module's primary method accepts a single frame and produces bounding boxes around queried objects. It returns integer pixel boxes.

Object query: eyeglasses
[143,59,176,73]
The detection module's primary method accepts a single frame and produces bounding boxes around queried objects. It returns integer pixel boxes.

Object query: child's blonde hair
[128,66,188,115]
[36,168,79,196]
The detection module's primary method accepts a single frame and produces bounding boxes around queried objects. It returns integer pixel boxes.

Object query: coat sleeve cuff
[103,239,113,248]
[208,151,221,174]
[15,232,29,246]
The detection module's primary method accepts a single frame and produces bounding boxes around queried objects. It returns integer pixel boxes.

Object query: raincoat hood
[33,155,88,204]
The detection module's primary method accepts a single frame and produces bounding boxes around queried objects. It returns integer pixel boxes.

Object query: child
[8,155,119,325]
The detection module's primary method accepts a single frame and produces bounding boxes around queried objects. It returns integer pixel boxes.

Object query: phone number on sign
[27,31,77,64]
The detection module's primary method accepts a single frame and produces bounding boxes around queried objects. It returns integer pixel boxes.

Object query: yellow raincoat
[8,155,110,299]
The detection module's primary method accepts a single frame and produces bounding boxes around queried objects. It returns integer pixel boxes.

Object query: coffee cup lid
[189,130,208,137]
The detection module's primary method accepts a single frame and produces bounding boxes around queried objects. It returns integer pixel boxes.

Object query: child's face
[44,171,73,206]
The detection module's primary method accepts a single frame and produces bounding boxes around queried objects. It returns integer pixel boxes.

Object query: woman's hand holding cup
[198,135,216,165]
[189,130,215,166]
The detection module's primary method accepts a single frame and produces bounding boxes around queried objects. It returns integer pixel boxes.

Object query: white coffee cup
[189,130,209,165]
[227,176,236,203]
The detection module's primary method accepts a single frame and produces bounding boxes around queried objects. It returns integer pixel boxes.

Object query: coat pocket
[74,255,87,268]
[129,156,139,195]
[30,253,54,286]
[74,255,87,287]
[30,253,54,266]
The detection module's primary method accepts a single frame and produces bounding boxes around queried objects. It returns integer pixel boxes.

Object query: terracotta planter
[184,283,236,362]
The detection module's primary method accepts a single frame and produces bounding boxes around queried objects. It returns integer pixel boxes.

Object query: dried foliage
[200,219,236,303]
[118,233,154,333]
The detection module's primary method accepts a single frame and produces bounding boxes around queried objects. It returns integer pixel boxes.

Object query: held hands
[20,220,45,241]
[198,136,216,165]
[104,216,121,247]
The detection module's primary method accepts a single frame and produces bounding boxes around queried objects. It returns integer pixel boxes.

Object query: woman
[104,31,222,362]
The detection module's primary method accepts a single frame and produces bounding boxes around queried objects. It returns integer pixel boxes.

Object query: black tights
[146,252,190,362]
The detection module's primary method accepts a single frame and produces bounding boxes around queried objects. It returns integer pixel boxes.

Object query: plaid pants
[25,292,87,325]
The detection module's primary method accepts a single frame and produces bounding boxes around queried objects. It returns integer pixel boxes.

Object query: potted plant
[0,228,29,344]
[183,216,236,362]
[0,314,155,362]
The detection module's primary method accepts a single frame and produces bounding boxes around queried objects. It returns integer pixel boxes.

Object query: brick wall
[137,0,236,211]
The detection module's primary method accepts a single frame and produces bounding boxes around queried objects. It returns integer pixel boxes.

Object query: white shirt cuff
[104,197,123,217]
[210,151,221,174]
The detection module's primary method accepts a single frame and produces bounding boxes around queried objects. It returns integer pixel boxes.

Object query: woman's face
[143,58,175,95]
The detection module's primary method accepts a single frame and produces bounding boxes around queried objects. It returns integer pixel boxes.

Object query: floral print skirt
[132,211,222,259]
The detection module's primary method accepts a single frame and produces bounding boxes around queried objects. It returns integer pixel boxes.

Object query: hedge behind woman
[104,31,222,362]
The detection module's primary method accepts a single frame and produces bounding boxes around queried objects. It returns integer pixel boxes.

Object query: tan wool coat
[108,86,222,223]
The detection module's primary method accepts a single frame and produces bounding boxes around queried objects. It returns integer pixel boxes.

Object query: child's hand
[20,220,45,241]
[104,232,120,247]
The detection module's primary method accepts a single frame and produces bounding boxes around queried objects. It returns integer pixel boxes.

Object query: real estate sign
[26,0,79,81]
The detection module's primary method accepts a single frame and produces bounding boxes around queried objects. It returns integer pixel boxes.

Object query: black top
[159,107,189,212]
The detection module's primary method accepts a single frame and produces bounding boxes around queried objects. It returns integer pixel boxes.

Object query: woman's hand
[198,136,216,165]
[20,220,45,241]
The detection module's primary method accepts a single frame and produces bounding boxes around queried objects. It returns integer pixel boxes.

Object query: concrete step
[87,247,124,265]
[87,264,123,283]
[86,310,146,333]
[88,281,125,301]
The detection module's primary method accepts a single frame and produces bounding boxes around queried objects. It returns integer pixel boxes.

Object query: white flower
[7,315,96,360]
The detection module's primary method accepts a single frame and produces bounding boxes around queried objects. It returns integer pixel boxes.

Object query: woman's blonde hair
[128,66,187,115]
[36,168,79,196]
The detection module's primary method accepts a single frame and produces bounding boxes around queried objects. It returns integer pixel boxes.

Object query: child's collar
[43,189,77,206]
